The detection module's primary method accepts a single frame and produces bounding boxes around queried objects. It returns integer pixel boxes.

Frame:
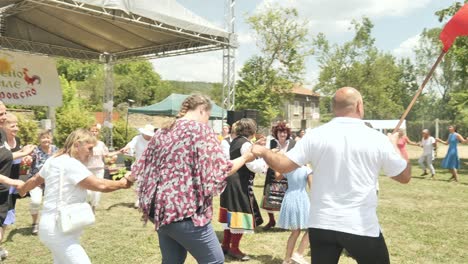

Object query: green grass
[2,146,468,263]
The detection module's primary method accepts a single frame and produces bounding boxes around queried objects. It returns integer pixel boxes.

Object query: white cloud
[237,31,255,45]
[393,34,421,59]
[151,51,223,82]
[257,0,433,34]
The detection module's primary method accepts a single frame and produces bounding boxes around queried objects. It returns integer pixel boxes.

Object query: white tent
[364,120,406,132]
[0,0,229,61]
[0,0,233,147]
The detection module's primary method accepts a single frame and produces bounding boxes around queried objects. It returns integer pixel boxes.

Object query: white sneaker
[0,248,8,260]
[291,253,308,264]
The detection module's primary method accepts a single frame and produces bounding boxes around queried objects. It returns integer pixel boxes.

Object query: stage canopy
[129,93,225,120]
[0,0,229,61]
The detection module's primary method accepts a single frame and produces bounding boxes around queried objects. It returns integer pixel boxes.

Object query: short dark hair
[235,118,257,138]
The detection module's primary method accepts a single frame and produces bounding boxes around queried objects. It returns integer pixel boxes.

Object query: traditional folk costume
[219,136,264,260]
[261,138,296,228]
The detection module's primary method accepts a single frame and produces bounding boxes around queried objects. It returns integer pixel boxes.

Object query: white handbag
[57,164,95,234]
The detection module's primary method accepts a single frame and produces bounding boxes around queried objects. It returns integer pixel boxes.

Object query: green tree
[236,56,291,126]
[414,2,468,127]
[314,18,418,119]
[54,76,94,146]
[78,60,168,109]
[236,7,312,126]
[56,58,100,82]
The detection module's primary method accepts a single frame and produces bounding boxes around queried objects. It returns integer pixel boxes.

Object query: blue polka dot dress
[278,166,312,230]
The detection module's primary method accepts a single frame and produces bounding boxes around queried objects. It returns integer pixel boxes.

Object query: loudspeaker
[243,109,259,122]
[227,111,244,126]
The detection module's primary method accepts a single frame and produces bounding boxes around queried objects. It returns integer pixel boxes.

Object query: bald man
[252,87,411,264]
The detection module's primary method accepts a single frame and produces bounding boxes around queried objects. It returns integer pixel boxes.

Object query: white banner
[0,50,62,106]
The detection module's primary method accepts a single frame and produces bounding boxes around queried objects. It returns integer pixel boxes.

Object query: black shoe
[420,172,428,176]
[263,221,276,231]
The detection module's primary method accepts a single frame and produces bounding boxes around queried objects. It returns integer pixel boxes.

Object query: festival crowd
[0,90,466,263]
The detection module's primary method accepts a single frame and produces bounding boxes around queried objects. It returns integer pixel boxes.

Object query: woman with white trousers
[19,129,132,263]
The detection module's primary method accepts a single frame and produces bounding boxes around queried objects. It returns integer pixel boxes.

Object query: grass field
[2,145,468,264]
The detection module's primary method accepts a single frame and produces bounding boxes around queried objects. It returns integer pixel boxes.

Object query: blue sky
[152,0,451,84]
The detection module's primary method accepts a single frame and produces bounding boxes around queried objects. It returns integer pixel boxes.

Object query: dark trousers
[309,228,390,264]
[157,220,224,264]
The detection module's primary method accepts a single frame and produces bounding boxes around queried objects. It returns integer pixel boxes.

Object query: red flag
[440,4,468,52]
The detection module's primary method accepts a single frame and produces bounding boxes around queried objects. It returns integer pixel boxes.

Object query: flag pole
[393,50,446,132]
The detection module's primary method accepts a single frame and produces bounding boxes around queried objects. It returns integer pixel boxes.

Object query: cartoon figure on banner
[22,68,41,86]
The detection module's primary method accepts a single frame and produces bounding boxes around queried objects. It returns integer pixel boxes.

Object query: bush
[100,119,138,150]
[17,115,39,145]
[54,107,95,147]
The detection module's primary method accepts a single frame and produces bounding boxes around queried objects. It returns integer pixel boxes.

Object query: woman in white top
[120,124,155,208]
[120,124,155,161]
[86,124,120,213]
[18,129,132,264]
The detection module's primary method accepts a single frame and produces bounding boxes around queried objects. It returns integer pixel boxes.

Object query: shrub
[54,106,95,147]
[17,115,39,145]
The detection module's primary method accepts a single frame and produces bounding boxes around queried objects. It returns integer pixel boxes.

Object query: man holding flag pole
[250,4,468,264]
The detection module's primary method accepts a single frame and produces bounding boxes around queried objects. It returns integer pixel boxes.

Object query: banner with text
[0,50,62,106]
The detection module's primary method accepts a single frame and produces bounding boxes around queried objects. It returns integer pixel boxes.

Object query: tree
[314,18,420,120]
[414,2,468,129]
[56,58,100,82]
[54,76,94,146]
[77,60,168,109]
[236,7,312,126]
[236,56,290,126]
[247,7,312,81]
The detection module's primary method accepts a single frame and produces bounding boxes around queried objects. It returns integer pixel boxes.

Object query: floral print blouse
[133,119,233,230]
[28,145,58,178]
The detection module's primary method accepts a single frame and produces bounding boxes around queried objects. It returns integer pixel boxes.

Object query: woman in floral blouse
[128,94,255,264]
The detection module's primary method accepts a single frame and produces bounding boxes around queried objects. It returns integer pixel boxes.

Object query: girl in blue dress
[437,125,467,182]
[277,166,313,264]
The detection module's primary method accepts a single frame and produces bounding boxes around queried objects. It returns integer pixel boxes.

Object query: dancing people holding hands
[18,129,132,264]
[126,95,256,264]
[219,118,266,261]
[250,87,411,264]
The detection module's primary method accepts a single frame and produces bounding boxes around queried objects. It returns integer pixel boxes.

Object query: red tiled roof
[292,84,320,97]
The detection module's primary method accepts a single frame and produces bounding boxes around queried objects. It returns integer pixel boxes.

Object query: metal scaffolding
[222,0,237,113]
[0,0,231,146]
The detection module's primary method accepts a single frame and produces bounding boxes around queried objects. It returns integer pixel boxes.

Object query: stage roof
[0,0,230,62]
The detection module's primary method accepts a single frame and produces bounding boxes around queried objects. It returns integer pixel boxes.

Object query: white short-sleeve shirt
[286,117,407,237]
[39,155,92,213]
[127,135,150,160]
[421,136,436,155]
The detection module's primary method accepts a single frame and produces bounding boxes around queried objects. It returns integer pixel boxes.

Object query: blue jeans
[157,220,224,264]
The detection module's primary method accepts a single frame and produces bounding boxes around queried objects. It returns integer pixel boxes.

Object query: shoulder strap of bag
[57,162,65,209]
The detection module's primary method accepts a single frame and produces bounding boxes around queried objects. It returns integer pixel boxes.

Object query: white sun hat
[138,124,156,137]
